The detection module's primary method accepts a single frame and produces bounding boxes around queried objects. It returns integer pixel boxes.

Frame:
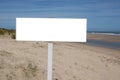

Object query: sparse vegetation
[11,33,16,39]
[6,74,12,80]
[0,28,15,39]
[22,63,38,77]
[0,28,7,35]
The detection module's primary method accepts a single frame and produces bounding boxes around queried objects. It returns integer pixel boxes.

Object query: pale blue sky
[0,0,120,32]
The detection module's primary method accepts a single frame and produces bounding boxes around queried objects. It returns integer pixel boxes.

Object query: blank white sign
[16,18,87,42]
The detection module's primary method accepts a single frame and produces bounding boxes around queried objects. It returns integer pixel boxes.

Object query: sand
[0,34,120,80]
[53,42,120,80]
[88,33,120,42]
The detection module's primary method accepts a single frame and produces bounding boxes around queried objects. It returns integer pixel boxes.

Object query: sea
[86,32,120,50]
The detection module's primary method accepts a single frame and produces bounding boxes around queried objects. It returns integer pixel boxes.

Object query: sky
[0,0,120,32]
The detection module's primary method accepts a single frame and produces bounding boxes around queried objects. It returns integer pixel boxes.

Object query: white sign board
[16,18,87,42]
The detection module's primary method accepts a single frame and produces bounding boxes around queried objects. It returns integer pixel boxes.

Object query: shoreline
[87,33,120,42]
[86,39,120,50]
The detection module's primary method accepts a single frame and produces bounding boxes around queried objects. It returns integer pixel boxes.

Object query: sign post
[16,18,87,80]
[48,42,53,80]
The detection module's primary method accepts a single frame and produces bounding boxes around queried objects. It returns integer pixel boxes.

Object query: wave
[89,32,120,36]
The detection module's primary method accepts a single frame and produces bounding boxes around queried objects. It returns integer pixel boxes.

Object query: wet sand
[88,33,120,42]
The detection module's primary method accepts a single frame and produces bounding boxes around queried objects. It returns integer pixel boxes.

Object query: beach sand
[0,34,120,80]
[88,33,120,42]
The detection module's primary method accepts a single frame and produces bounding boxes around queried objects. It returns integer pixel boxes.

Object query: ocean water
[86,39,120,50]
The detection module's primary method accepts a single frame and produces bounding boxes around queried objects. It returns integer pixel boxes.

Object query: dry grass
[0,28,15,39]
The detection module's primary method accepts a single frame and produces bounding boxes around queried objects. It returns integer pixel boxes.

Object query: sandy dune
[0,39,48,80]
[53,42,120,80]
[0,34,120,80]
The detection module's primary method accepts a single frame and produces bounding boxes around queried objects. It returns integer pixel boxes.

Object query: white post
[48,42,53,80]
